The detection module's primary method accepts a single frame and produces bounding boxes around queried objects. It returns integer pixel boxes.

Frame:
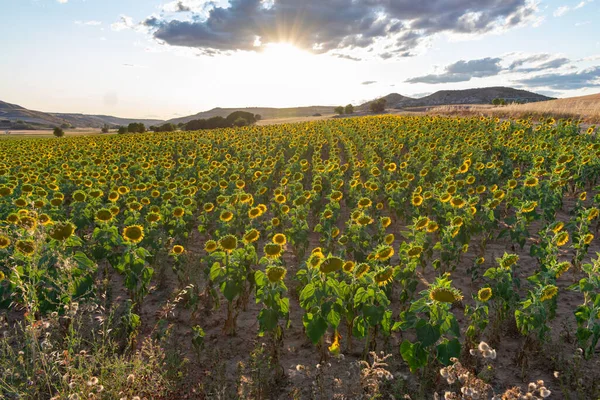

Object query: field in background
[429,94,600,123]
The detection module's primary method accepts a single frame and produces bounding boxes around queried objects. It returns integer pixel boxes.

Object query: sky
[0,0,599,120]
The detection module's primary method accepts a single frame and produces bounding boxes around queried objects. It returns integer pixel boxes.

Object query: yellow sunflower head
[243,229,260,244]
[95,208,114,223]
[0,234,11,249]
[122,225,144,244]
[539,285,558,302]
[219,235,238,252]
[273,233,287,245]
[319,256,344,274]
[172,245,185,255]
[266,266,287,283]
[220,210,234,222]
[15,239,36,256]
[374,267,394,287]
[477,287,492,302]
[205,240,218,253]
[354,263,370,279]
[173,207,185,218]
[264,242,283,259]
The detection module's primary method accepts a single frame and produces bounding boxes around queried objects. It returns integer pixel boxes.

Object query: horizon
[1,0,599,119]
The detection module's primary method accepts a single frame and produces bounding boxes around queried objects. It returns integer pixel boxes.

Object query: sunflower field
[0,115,599,398]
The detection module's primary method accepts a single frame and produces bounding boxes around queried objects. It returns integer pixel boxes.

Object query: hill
[166,106,334,125]
[51,113,164,129]
[0,100,70,127]
[358,93,414,110]
[394,87,552,109]
[0,100,165,129]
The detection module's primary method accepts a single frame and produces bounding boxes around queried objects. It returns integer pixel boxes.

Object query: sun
[257,42,315,82]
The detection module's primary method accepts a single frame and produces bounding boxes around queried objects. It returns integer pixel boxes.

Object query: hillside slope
[358,93,414,110]
[51,113,165,129]
[0,100,70,126]
[395,87,553,108]
[167,106,335,125]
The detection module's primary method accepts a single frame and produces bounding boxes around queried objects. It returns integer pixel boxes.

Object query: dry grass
[429,94,600,123]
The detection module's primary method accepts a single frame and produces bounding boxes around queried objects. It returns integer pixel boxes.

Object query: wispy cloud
[553,6,570,17]
[111,15,135,32]
[75,20,102,26]
[362,81,377,85]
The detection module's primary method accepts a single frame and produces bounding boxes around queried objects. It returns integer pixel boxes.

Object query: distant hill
[358,93,414,110]
[393,87,553,109]
[167,106,334,125]
[0,100,70,127]
[0,100,164,129]
[51,113,164,129]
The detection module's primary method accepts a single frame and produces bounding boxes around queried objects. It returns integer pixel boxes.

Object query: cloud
[514,67,600,90]
[406,57,503,84]
[138,0,538,58]
[111,15,135,31]
[57,0,68,3]
[75,20,102,26]
[331,53,362,61]
[362,81,377,85]
[553,6,570,17]
[406,53,574,84]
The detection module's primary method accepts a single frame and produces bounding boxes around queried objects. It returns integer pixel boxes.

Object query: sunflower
[376,245,394,261]
[588,208,599,221]
[266,266,287,283]
[356,214,373,226]
[384,234,395,245]
[264,243,283,259]
[521,201,537,213]
[219,235,238,252]
[374,267,394,287]
[205,240,218,253]
[173,207,185,218]
[429,287,463,303]
[19,216,37,232]
[273,233,287,246]
[15,239,36,256]
[343,261,355,273]
[554,231,569,247]
[14,198,28,208]
[381,217,392,228]
[121,225,143,244]
[426,221,439,233]
[243,229,260,244]
[412,195,424,207]
[407,246,422,258]
[477,287,492,302]
[523,177,539,187]
[248,207,261,219]
[49,222,75,241]
[476,256,485,265]
[330,191,343,202]
[555,261,571,278]
[579,192,587,201]
[540,285,558,302]
[108,191,120,202]
[551,221,564,233]
[172,245,185,255]
[415,217,429,230]
[583,233,594,245]
[358,197,372,208]
[38,214,52,225]
[275,194,287,204]
[72,190,87,202]
[95,208,114,223]
[319,256,344,274]
[220,210,234,222]
[0,234,11,249]
[440,193,452,203]
[450,197,466,209]
[354,263,370,279]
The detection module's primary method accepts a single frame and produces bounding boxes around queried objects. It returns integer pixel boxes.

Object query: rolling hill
[358,93,415,110]
[392,87,553,109]
[166,106,335,125]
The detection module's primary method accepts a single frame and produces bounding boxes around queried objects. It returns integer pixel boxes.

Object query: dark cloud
[514,67,600,90]
[145,0,536,57]
[406,57,503,84]
[362,81,377,85]
[406,54,575,84]
[175,1,191,12]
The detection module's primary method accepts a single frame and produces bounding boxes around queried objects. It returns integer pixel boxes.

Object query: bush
[334,106,345,115]
[369,99,386,113]
[233,117,249,127]
[127,123,146,133]
[492,98,506,106]
[53,127,65,137]
[118,126,128,134]
[345,104,354,114]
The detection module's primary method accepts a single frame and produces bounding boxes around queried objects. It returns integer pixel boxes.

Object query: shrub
[369,99,386,113]
[53,127,65,137]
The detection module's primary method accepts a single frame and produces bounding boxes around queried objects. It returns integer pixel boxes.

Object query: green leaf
[258,309,279,332]
[436,338,461,366]
[303,313,328,344]
[400,340,427,372]
[416,319,440,347]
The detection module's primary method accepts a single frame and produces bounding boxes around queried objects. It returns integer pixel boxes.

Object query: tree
[225,111,256,126]
[156,123,176,132]
[233,117,249,127]
[53,127,65,138]
[492,98,506,106]
[127,122,146,133]
[334,106,345,115]
[101,124,110,133]
[118,126,128,134]
[345,104,354,114]
[369,98,386,113]
[254,114,262,121]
